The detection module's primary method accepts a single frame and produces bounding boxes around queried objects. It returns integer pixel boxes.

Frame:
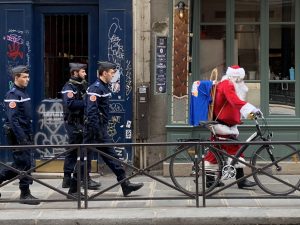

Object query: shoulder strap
[214,100,227,121]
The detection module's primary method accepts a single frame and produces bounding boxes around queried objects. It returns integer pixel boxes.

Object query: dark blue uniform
[1,85,33,189]
[61,77,90,176]
[82,78,126,182]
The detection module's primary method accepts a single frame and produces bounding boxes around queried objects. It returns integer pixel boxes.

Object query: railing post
[77,146,81,209]
[202,144,206,207]
[195,143,199,207]
[84,146,88,209]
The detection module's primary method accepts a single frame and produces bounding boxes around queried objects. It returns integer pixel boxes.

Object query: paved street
[0,173,300,224]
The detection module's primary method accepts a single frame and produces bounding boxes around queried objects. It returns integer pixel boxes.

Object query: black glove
[29,134,34,143]
[92,129,102,141]
[19,138,31,145]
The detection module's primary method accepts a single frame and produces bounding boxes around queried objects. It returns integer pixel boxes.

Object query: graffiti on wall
[3,29,31,89]
[107,17,133,141]
[34,100,68,158]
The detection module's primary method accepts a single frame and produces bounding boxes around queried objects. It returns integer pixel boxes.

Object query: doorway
[44,15,88,98]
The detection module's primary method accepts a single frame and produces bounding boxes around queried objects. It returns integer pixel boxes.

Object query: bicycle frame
[207,115,274,175]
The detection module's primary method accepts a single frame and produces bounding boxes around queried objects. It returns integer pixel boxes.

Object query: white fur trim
[240,103,256,119]
[226,67,245,79]
[211,124,239,136]
[227,157,246,168]
[204,161,219,170]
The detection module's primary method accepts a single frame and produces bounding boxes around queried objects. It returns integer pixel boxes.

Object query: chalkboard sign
[155,36,167,94]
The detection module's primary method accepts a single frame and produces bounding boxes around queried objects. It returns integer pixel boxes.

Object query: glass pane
[235,0,260,22]
[201,0,226,23]
[234,25,260,80]
[269,24,295,80]
[200,25,226,79]
[269,83,295,115]
[269,0,295,22]
[246,83,260,108]
[269,24,295,115]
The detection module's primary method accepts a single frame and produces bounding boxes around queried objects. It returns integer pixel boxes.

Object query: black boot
[206,173,225,188]
[62,175,71,188]
[236,168,256,189]
[67,178,85,200]
[20,188,40,205]
[81,177,101,190]
[121,180,144,197]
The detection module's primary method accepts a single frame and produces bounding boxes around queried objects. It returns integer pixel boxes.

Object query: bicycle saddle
[177,138,202,142]
[199,121,219,127]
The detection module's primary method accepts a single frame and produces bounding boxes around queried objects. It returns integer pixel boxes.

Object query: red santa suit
[205,65,257,165]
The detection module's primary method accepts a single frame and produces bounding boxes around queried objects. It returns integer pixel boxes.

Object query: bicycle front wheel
[169,146,222,195]
[251,144,300,196]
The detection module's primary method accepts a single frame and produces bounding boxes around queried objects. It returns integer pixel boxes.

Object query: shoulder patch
[9,101,16,109]
[90,95,97,102]
[67,92,74,98]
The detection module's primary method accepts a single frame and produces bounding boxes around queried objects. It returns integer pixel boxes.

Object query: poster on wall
[155,36,167,94]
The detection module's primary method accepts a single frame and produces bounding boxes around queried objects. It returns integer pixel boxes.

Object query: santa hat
[226,65,245,79]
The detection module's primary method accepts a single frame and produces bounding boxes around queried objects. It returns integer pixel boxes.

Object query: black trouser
[73,124,126,182]
[63,122,92,176]
[0,131,33,189]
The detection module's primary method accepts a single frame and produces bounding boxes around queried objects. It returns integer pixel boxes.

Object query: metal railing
[0,140,299,208]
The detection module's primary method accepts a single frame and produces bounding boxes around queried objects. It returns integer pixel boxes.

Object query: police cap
[69,63,87,72]
[11,65,29,75]
[97,61,117,71]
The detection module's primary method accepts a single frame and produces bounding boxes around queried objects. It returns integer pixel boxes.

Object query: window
[44,15,88,98]
[235,0,260,108]
[269,0,295,115]
[200,0,226,79]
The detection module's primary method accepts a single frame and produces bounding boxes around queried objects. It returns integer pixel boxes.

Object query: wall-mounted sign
[155,36,167,94]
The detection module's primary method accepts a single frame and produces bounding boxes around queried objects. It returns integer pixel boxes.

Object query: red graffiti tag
[7,42,24,60]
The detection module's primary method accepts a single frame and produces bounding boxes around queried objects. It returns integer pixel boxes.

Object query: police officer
[67,61,143,198]
[61,62,101,190]
[1,65,40,205]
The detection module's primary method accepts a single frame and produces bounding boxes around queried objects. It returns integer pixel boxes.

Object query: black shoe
[121,181,144,197]
[206,180,225,188]
[235,168,257,189]
[20,190,40,205]
[81,178,101,190]
[206,177,225,188]
[67,191,86,200]
[62,176,71,188]
[237,179,257,189]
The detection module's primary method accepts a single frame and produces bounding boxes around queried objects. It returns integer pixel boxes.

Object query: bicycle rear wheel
[169,145,222,195]
[251,144,300,195]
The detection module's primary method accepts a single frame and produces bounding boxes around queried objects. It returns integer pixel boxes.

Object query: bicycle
[169,113,300,196]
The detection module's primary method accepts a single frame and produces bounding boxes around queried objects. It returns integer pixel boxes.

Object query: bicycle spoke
[252,144,300,196]
[169,147,222,195]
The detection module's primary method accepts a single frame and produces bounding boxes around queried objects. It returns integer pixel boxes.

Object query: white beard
[233,80,248,101]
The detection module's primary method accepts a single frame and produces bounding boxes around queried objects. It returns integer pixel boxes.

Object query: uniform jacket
[4,84,32,141]
[84,78,111,132]
[61,77,87,123]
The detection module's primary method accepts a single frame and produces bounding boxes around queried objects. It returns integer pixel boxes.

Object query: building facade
[0,0,299,171]
[168,0,299,147]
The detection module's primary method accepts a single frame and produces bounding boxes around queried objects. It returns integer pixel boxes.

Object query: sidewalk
[0,174,300,225]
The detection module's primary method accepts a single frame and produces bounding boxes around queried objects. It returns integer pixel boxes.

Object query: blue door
[0,4,33,161]
[99,0,133,162]
[33,6,99,158]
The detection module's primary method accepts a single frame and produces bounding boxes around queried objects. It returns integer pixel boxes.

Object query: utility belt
[3,124,33,146]
[66,114,83,124]
[3,124,17,145]
[84,113,106,126]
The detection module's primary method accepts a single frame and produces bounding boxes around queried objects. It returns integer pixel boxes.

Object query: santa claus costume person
[205,65,261,189]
